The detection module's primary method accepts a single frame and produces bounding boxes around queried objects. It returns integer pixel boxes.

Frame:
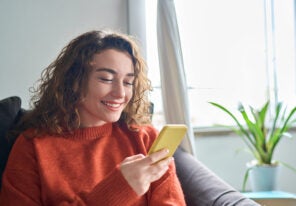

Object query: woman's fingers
[146,157,173,182]
[142,148,169,165]
[120,150,173,196]
[121,154,145,164]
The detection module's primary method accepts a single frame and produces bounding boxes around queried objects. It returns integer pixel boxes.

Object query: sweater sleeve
[84,165,141,206]
[149,161,186,205]
[0,135,41,206]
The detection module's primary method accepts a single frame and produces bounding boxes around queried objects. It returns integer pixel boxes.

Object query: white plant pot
[247,160,280,192]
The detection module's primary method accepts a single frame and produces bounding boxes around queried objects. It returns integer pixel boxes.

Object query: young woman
[0,30,185,205]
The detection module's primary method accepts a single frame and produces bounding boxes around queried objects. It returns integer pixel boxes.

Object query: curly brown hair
[19,30,152,135]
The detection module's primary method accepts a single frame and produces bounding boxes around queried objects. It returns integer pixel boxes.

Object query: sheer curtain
[157,0,195,155]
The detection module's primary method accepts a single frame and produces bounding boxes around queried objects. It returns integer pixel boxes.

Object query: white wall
[195,132,296,194]
[0,0,128,108]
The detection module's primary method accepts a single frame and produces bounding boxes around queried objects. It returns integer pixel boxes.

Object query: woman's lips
[101,101,123,110]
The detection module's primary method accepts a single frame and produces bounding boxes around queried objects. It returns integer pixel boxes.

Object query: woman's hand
[120,149,173,196]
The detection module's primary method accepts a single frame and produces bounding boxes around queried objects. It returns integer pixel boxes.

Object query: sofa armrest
[174,148,259,206]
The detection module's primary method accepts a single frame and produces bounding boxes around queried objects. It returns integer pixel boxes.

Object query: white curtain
[157,0,196,155]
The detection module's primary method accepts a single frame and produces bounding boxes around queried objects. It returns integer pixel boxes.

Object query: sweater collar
[63,123,113,140]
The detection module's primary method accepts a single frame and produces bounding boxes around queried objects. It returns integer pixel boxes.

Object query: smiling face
[77,49,135,127]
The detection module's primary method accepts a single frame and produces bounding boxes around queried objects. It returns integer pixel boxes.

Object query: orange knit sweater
[0,123,185,205]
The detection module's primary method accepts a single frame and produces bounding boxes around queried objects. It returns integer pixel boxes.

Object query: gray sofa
[0,96,259,205]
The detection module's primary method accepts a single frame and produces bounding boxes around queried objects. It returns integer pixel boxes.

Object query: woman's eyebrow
[95,68,135,77]
[95,68,116,74]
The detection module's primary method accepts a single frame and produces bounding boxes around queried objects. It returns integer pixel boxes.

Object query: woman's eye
[124,81,134,86]
[99,77,112,82]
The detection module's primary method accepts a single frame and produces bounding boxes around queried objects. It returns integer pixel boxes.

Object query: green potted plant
[209,101,296,191]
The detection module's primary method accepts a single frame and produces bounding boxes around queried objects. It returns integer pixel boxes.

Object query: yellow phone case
[148,124,188,158]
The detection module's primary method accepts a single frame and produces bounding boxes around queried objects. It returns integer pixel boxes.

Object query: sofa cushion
[0,96,21,134]
[0,96,22,188]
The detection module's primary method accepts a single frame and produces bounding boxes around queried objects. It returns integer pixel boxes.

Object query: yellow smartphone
[148,124,188,158]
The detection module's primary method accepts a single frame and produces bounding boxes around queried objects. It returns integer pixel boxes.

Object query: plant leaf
[240,104,268,163]
[242,167,252,192]
[279,161,296,173]
[268,106,296,156]
[282,132,293,139]
[209,102,257,155]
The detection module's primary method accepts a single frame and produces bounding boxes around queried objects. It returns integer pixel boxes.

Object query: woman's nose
[111,81,126,98]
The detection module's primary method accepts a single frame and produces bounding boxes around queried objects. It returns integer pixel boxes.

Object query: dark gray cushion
[0,96,22,188]
[174,148,259,206]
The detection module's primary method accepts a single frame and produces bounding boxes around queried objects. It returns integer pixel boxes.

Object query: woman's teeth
[102,101,121,108]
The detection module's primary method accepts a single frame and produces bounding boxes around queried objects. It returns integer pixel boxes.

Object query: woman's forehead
[89,49,135,74]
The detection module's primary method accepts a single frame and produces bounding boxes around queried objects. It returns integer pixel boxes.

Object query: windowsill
[193,126,296,137]
[193,126,234,137]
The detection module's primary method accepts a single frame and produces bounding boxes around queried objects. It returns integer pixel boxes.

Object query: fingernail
[167,157,174,164]
[165,149,169,154]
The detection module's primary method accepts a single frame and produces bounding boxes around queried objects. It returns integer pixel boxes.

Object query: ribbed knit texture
[0,122,185,205]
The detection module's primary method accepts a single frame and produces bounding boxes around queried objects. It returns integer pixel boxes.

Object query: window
[146,0,296,129]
